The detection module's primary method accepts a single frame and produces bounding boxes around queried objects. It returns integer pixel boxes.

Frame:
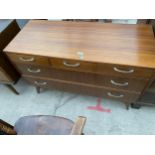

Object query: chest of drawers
[4,20,155,108]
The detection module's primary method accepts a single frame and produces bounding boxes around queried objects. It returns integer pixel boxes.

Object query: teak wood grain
[14,63,148,93]
[6,53,50,66]
[50,58,154,78]
[6,53,154,78]
[3,20,155,108]
[4,20,155,69]
[23,75,139,103]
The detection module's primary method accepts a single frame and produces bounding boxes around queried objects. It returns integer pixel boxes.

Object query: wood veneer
[4,20,155,108]
[12,63,148,93]
[4,20,155,69]
[23,75,139,103]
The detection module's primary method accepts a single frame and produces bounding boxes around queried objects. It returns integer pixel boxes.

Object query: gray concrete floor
[0,79,155,135]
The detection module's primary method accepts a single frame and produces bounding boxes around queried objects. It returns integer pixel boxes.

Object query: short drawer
[50,58,96,73]
[23,76,140,103]
[13,63,51,77]
[96,64,153,78]
[6,53,50,66]
[50,58,153,78]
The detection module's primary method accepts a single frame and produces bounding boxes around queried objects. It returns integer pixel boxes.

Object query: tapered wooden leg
[5,84,19,95]
[125,103,130,110]
[36,86,41,94]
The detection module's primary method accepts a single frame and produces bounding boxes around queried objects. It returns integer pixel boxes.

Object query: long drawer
[14,63,149,92]
[50,58,154,78]
[23,75,139,103]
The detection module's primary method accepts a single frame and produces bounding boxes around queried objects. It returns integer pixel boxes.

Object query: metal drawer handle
[113,67,134,74]
[107,92,124,98]
[34,81,47,86]
[27,68,41,73]
[63,61,80,67]
[110,80,128,87]
[19,57,34,62]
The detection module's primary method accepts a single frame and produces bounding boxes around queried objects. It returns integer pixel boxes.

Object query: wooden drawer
[6,53,50,66]
[23,76,139,103]
[51,58,96,73]
[15,64,148,92]
[0,67,11,82]
[50,58,153,78]
[14,64,51,77]
[50,69,148,93]
[96,64,153,79]
[96,75,148,93]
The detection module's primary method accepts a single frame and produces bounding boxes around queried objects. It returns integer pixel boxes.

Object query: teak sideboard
[4,20,155,109]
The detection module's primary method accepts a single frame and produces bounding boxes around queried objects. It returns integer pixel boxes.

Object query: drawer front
[0,67,11,82]
[50,58,153,78]
[24,76,139,103]
[57,70,148,92]
[96,64,153,78]
[53,71,147,92]
[6,53,50,66]
[51,58,96,73]
[13,63,50,77]
[16,64,148,92]
[96,75,148,93]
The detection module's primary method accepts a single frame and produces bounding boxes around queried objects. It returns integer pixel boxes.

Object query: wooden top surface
[4,20,155,69]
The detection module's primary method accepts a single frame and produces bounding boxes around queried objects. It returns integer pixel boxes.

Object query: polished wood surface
[14,63,148,92]
[4,20,155,69]
[51,58,154,78]
[4,20,155,108]
[7,53,50,66]
[7,53,154,78]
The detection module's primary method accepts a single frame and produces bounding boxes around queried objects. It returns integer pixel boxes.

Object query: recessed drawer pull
[110,80,129,87]
[63,61,80,67]
[34,81,47,86]
[107,92,124,98]
[113,67,134,74]
[19,57,34,62]
[27,68,41,73]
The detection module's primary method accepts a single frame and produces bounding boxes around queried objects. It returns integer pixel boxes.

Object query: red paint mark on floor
[87,98,111,113]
